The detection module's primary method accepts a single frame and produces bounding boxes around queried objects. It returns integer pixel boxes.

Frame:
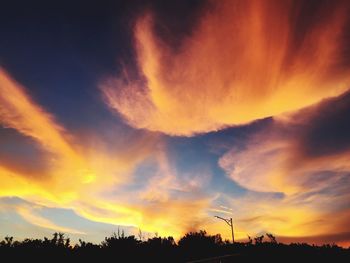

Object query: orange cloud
[102,0,350,135]
[207,192,350,245]
[219,92,350,194]
[0,68,77,158]
[70,147,212,238]
[0,68,210,238]
[217,92,350,244]
[0,68,93,199]
[205,194,323,242]
[0,68,156,197]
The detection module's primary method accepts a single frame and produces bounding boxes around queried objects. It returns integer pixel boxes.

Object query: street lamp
[215,216,234,243]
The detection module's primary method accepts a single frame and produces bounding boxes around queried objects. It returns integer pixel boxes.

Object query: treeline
[1,230,349,262]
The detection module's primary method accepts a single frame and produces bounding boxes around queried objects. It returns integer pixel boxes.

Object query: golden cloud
[209,192,350,245]
[216,92,350,243]
[102,0,350,135]
[219,94,350,194]
[0,68,209,239]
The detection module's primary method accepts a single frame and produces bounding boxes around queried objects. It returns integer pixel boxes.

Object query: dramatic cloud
[0,69,210,239]
[2,67,350,244]
[218,91,350,242]
[219,91,350,194]
[102,0,350,135]
[2,0,350,246]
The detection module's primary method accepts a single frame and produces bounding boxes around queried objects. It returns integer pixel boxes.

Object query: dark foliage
[1,231,349,262]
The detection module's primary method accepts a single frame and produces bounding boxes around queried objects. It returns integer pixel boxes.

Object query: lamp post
[215,216,234,243]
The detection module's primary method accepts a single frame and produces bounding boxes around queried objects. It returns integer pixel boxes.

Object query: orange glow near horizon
[0,68,208,238]
[1,68,224,241]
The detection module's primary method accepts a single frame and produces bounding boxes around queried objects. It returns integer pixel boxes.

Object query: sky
[1,0,350,246]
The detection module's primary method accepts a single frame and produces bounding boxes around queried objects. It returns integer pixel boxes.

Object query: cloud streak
[0,68,76,157]
[0,68,210,238]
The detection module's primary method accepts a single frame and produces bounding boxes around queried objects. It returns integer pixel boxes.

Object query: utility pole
[215,216,234,243]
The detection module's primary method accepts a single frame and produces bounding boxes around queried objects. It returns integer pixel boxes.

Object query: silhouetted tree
[1,230,349,262]
[247,235,253,245]
[266,233,277,244]
[0,236,13,247]
[178,230,223,260]
[254,235,264,244]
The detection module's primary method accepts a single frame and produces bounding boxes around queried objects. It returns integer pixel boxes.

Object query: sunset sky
[1,0,350,246]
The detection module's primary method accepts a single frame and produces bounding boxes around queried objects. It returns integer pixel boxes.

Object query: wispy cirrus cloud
[219,91,350,194]
[101,0,350,136]
[217,91,350,242]
[0,68,210,239]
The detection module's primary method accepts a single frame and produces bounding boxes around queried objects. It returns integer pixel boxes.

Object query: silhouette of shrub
[178,230,223,260]
[254,235,264,244]
[1,230,350,262]
[266,233,277,244]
